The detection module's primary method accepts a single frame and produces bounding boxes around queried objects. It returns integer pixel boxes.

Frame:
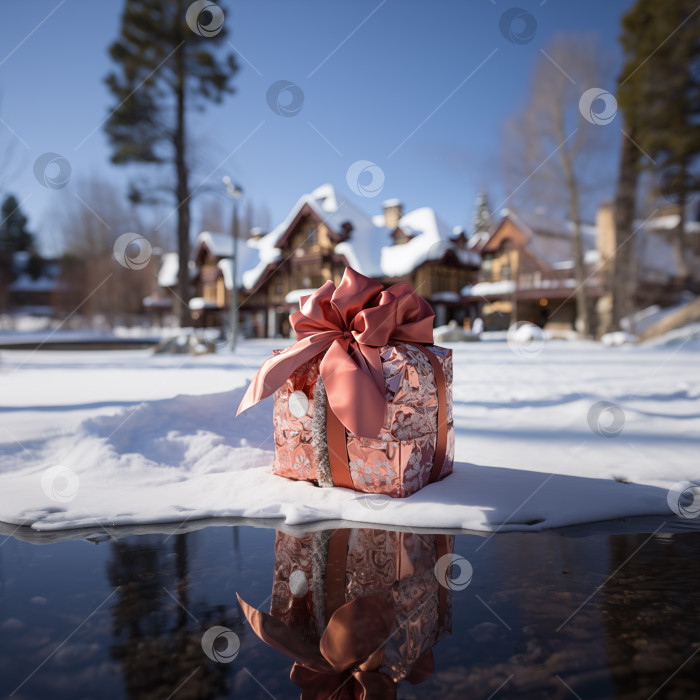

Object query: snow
[196,231,233,258]
[157,252,179,288]
[8,275,60,293]
[430,291,461,302]
[601,331,638,346]
[643,321,700,348]
[462,280,516,296]
[380,207,480,277]
[188,297,218,310]
[285,288,318,304]
[1,333,699,535]
[621,299,695,335]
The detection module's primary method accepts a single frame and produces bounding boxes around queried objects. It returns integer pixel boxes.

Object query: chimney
[595,200,615,260]
[382,199,403,229]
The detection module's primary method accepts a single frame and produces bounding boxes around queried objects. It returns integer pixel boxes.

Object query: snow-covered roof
[188,297,219,310]
[240,183,479,290]
[8,274,59,293]
[646,213,700,234]
[216,239,261,290]
[158,252,179,288]
[285,288,318,304]
[476,207,682,285]
[462,280,516,297]
[196,231,234,258]
[501,208,598,268]
[379,207,480,277]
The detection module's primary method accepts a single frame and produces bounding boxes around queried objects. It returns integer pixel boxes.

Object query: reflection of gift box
[237,267,454,497]
[238,528,452,697]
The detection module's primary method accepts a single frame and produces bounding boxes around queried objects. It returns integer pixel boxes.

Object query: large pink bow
[236,267,435,438]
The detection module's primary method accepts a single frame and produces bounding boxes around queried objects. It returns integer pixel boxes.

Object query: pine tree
[471,191,492,235]
[0,194,34,253]
[104,0,239,325]
[617,0,700,283]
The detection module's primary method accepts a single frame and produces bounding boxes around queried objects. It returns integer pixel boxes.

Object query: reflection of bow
[236,267,435,438]
[238,591,432,699]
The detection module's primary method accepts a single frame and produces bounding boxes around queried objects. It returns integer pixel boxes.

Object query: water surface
[1,518,699,699]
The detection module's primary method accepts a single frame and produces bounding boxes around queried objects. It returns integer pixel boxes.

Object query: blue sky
[0,0,634,256]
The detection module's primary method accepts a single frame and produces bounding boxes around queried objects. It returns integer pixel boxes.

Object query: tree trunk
[562,160,590,337]
[174,2,191,327]
[611,130,639,332]
[674,161,690,286]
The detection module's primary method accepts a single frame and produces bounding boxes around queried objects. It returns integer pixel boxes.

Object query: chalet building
[5,251,65,316]
[464,206,687,333]
[463,209,602,332]
[188,184,480,338]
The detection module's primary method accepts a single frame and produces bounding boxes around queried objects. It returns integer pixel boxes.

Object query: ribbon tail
[352,670,398,699]
[236,333,337,417]
[319,592,395,671]
[320,342,387,438]
[236,594,331,673]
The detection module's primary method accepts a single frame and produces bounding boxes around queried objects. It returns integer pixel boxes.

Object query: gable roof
[475,207,682,283]
[240,183,480,290]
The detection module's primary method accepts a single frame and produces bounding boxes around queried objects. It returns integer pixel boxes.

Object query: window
[308,227,318,245]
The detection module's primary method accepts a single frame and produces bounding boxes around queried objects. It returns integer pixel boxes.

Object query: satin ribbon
[236,267,435,438]
[238,591,400,700]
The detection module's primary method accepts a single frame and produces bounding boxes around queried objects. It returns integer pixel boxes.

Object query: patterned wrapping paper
[272,342,454,497]
[269,528,453,685]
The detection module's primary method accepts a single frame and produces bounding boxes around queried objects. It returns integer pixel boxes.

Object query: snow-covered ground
[1,333,699,534]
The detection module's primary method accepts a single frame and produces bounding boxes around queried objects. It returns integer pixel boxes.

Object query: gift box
[238,528,453,698]
[237,267,454,497]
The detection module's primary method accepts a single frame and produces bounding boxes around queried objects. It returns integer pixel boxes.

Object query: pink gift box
[272,342,454,497]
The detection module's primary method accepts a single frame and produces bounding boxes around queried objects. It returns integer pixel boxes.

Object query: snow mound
[1,339,698,535]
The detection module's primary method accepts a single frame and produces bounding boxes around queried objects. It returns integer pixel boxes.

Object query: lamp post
[223,176,243,351]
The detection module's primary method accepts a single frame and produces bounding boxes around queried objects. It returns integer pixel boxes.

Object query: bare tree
[502,33,617,337]
[54,177,167,325]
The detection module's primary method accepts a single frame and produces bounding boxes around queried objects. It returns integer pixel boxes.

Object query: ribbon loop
[237,267,435,438]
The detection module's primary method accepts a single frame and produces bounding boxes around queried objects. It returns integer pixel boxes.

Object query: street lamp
[223,175,243,351]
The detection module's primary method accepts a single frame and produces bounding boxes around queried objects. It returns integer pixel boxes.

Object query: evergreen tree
[0,194,34,253]
[618,0,700,282]
[471,191,492,234]
[104,0,239,325]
